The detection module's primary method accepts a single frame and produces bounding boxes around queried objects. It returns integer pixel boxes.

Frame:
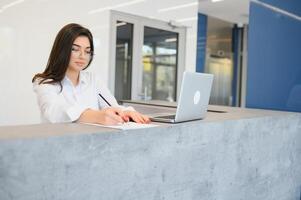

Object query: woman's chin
[69,64,86,72]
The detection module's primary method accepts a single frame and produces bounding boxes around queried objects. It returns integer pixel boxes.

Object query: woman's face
[68,36,92,73]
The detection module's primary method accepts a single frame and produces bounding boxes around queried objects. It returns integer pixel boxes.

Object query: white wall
[0,0,198,126]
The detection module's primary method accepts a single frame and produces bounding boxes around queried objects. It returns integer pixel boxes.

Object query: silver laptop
[150,72,213,123]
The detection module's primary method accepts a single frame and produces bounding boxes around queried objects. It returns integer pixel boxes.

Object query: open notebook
[81,122,158,130]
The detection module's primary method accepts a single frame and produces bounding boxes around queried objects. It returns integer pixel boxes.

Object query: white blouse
[33,71,131,123]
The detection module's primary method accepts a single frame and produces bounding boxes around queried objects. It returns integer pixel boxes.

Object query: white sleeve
[33,81,87,123]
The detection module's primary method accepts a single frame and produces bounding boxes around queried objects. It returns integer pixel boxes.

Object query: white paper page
[81,122,158,130]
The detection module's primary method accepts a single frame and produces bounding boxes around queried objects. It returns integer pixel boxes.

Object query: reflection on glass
[205,16,234,106]
[206,56,233,105]
[142,26,178,101]
[114,21,133,101]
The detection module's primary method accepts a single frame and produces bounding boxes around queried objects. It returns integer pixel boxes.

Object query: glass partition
[141,27,178,102]
[114,21,133,101]
[205,16,235,106]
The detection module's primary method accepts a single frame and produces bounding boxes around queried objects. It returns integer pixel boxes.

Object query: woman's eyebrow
[72,44,91,49]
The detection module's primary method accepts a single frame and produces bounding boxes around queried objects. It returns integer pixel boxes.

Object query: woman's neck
[66,69,80,86]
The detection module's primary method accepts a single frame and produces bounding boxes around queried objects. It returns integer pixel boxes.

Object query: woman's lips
[75,61,86,66]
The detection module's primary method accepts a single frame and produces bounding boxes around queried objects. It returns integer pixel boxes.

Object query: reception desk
[0,102,300,200]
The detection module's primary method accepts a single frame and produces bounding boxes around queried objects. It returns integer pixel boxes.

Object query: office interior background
[0,0,300,126]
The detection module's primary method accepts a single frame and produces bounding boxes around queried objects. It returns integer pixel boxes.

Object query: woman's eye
[85,51,92,55]
[71,48,79,51]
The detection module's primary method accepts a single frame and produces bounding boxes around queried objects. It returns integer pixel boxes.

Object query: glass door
[110,11,186,102]
[114,21,133,101]
[141,27,178,101]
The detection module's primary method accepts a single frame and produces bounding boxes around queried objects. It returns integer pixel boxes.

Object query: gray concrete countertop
[0,102,299,140]
[0,102,300,200]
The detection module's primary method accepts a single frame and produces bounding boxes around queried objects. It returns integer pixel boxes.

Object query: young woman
[32,23,150,125]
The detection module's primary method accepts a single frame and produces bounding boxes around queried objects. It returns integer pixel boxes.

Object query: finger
[111,108,127,119]
[122,111,133,122]
[142,114,151,123]
[118,112,130,122]
[128,112,139,123]
[107,111,124,123]
[133,112,145,123]
[122,115,130,122]
[133,112,148,123]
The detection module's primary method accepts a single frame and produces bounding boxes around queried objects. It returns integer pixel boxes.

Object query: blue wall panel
[196,13,207,73]
[246,2,301,112]
[258,0,301,16]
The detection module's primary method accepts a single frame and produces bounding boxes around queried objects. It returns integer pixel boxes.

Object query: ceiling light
[165,38,177,42]
[0,0,25,13]
[89,0,145,15]
[2,0,25,9]
[158,2,198,12]
[211,0,224,3]
[116,22,127,27]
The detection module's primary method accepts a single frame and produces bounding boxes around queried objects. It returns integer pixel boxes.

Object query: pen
[98,93,112,106]
[98,93,128,122]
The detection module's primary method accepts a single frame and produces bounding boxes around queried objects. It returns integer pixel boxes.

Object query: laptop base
[150,116,203,123]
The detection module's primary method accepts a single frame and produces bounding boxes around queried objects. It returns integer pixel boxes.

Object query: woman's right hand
[97,107,126,125]
[78,108,125,125]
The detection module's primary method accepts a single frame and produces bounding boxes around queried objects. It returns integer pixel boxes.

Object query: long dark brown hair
[32,23,94,90]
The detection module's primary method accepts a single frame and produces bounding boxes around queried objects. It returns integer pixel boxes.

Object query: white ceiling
[198,0,250,24]
[0,0,249,24]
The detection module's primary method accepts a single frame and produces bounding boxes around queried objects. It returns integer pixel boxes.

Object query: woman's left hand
[122,110,151,124]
